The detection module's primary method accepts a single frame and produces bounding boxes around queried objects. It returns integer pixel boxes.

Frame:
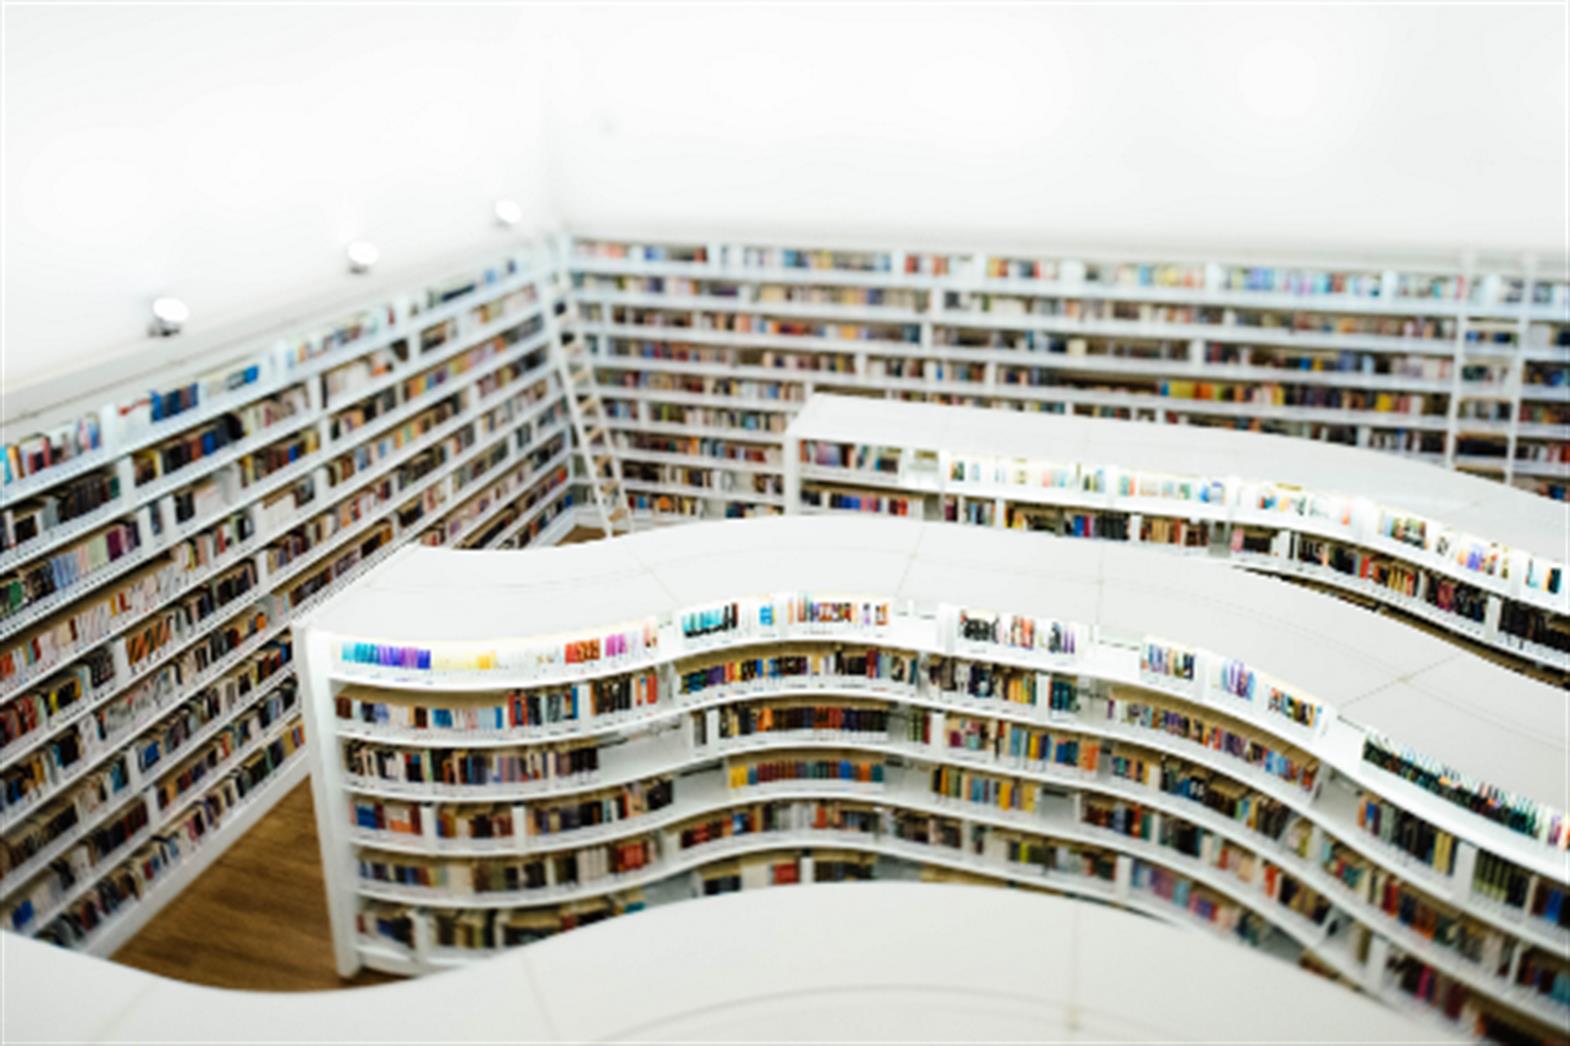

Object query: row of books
[359,890,641,955]
[678,648,919,697]
[342,737,601,788]
[337,619,662,675]
[1106,690,1320,794]
[359,835,658,895]
[713,702,890,739]
[3,415,105,489]
[800,444,1561,597]
[1,470,122,556]
[801,489,917,516]
[334,671,661,733]
[678,799,881,848]
[1362,736,1565,849]
[0,521,143,623]
[575,241,1570,314]
[616,433,781,469]
[725,756,884,789]
[29,715,305,949]
[925,660,1081,713]
[954,609,1081,656]
[1356,791,1460,875]
[352,780,679,843]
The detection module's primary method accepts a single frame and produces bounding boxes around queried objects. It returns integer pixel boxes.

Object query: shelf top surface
[789,394,1569,560]
[3,884,1438,1043]
[304,515,1567,807]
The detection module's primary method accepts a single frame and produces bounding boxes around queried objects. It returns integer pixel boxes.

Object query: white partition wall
[296,517,1569,1043]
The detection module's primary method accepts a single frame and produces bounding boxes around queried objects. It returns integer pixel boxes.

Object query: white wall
[3,6,553,393]
[5,4,1566,398]
[543,4,1569,263]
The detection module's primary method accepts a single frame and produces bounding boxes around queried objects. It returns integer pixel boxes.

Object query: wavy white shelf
[1,884,1443,1044]
[297,516,1568,1039]
[786,397,1569,674]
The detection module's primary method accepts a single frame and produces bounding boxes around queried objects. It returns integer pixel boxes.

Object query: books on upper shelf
[947,606,1082,661]
[3,414,104,490]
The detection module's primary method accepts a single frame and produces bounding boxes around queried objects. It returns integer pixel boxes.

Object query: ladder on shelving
[544,284,632,537]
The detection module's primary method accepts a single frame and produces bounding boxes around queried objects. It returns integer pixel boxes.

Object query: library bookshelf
[4,227,1567,989]
[2,885,1437,1043]
[298,517,1569,1044]
[784,395,1570,676]
[0,241,590,957]
[568,235,1570,516]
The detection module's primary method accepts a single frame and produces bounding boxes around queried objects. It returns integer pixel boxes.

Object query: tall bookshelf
[0,242,589,955]
[782,395,1569,677]
[298,518,1570,1045]
[568,236,1570,513]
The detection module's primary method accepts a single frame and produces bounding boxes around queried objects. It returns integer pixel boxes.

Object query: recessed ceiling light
[149,296,190,337]
[494,199,524,227]
[346,240,380,274]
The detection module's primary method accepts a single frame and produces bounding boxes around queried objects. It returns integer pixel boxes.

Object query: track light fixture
[149,297,190,337]
[346,240,380,275]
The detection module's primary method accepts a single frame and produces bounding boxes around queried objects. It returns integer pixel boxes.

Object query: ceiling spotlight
[493,198,524,227]
[149,297,191,337]
[346,240,380,274]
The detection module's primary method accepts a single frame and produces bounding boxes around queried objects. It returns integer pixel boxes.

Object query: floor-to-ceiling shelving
[569,236,1569,513]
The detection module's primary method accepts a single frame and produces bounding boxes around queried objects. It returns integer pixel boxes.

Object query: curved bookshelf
[298,517,1570,1044]
[783,395,1569,677]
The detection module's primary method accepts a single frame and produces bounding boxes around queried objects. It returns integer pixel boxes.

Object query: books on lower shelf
[1105,688,1320,795]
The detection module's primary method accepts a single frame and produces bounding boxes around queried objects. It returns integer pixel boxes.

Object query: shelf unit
[783,395,1569,676]
[568,236,1570,510]
[0,242,596,956]
[298,518,1570,1044]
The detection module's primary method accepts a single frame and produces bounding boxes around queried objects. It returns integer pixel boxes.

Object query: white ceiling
[3,3,1566,389]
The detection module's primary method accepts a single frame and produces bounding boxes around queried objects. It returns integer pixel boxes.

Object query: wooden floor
[111,781,396,991]
[110,524,607,990]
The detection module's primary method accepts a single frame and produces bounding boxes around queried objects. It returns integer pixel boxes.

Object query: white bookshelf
[0,241,593,955]
[296,517,1570,1041]
[783,395,1568,674]
[568,235,1569,507]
